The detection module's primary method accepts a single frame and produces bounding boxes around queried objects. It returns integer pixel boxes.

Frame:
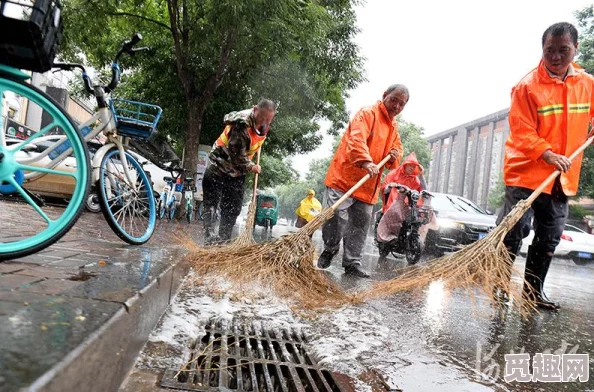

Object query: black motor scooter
[374,184,434,265]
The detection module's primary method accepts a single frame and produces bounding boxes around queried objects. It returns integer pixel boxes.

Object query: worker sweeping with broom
[202,99,276,245]
[497,22,594,310]
[317,84,407,277]
[187,86,407,307]
[364,23,594,311]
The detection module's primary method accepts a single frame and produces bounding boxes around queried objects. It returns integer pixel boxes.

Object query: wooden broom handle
[525,135,594,205]
[251,149,262,205]
[330,154,393,211]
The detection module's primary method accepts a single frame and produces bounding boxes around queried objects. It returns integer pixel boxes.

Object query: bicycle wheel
[97,147,156,244]
[406,234,422,265]
[197,201,204,220]
[0,72,90,261]
[186,201,193,223]
[169,203,176,221]
[157,199,163,219]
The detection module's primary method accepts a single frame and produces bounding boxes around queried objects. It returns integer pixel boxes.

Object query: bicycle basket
[109,99,163,140]
[0,0,63,72]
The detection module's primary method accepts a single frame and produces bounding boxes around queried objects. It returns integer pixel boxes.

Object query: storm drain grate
[161,321,346,391]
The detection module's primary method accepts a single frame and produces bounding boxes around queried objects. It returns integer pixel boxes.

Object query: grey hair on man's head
[257,98,277,111]
[542,22,578,47]
[385,84,409,98]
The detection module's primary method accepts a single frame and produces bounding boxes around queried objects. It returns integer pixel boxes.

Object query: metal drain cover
[161,321,350,391]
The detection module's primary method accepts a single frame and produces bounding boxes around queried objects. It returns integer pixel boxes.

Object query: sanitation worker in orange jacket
[316,84,406,277]
[203,99,276,244]
[498,22,594,310]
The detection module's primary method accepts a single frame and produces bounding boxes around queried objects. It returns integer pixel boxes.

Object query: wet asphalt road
[249,222,594,391]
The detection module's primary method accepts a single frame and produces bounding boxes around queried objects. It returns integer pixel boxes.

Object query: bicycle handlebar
[106,33,144,93]
[52,33,147,95]
[52,62,94,94]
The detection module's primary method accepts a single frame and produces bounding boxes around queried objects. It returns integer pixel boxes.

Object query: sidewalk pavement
[0,210,202,392]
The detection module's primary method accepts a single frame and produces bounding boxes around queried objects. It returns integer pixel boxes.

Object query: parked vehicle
[425,192,497,255]
[373,184,434,265]
[255,193,278,230]
[182,177,197,223]
[519,224,594,262]
[6,136,79,199]
[7,136,173,203]
[1,24,159,259]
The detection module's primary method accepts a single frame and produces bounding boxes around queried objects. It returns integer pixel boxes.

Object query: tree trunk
[178,98,203,218]
[182,99,203,174]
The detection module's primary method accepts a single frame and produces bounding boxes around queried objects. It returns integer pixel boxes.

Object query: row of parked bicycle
[0,1,193,260]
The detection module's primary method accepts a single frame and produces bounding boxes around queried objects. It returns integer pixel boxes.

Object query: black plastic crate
[0,0,63,72]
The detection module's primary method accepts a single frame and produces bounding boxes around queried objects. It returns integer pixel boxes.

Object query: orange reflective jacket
[504,61,594,196]
[324,101,403,204]
[215,124,266,160]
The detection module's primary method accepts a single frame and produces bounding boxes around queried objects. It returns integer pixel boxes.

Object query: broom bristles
[228,201,257,249]
[361,199,538,315]
[188,198,540,315]
[187,207,357,310]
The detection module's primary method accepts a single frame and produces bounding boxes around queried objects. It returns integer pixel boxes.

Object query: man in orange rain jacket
[317,84,406,278]
[376,152,426,243]
[498,22,594,310]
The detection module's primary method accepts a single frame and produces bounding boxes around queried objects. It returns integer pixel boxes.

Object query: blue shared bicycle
[1,1,162,260]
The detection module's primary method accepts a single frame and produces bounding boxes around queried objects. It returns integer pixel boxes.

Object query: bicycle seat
[163,176,173,182]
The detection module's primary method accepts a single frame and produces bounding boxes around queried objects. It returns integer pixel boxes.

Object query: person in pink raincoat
[377,152,437,245]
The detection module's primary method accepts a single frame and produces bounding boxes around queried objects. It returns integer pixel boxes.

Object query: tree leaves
[575,6,594,199]
[60,0,363,185]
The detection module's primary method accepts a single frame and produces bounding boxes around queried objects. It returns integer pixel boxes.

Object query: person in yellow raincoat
[295,190,322,228]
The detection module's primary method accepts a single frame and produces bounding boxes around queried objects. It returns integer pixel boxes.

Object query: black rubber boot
[218,223,233,242]
[344,264,370,278]
[203,208,220,246]
[536,250,556,304]
[523,245,560,310]
[317,249,338,269]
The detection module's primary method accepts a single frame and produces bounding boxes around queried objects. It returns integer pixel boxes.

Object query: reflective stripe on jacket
[216,125,266,160]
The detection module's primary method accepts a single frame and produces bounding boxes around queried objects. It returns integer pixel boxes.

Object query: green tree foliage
[275,182,311,220]
[569,203,589,220]
[395,117,431,168]
[59,0,364,185]
[243,155,299,204]
[573,6,594,198]
[487,176,505,211]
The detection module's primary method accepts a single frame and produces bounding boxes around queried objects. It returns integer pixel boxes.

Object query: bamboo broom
[363,133,594,314]
[186,155,393,309]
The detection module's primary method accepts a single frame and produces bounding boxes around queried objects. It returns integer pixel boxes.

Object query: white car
[519,224,594,262]
[7,136,78,199]
[7,136,174,207]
